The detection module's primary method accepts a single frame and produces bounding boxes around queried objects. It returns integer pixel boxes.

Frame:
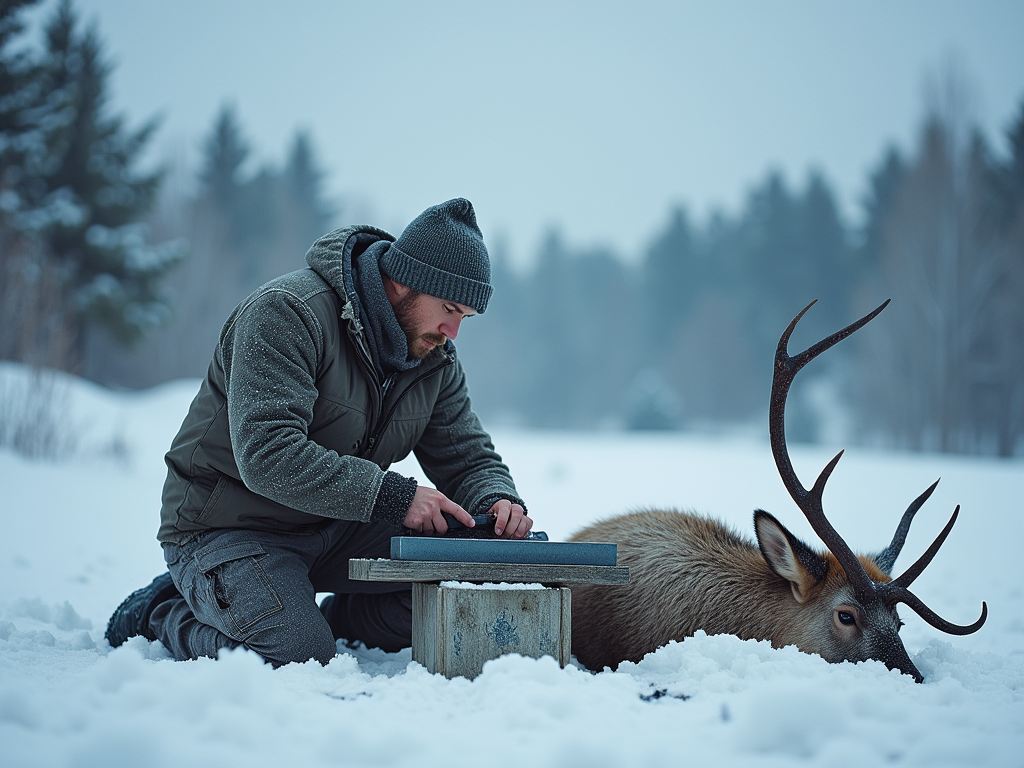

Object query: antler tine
[779,299,891,379]
[769,300,891,603]
[886,505,960,590]
[874,479,941,575]
[887,587,988,636]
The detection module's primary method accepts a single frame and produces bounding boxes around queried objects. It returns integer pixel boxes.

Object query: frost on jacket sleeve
[412,353,526,517]
[220,287,411,524]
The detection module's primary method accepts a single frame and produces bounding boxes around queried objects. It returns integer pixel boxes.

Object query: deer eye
[837,610,856,626]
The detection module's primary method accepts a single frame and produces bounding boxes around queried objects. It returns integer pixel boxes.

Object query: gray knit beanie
[381,198,493,313]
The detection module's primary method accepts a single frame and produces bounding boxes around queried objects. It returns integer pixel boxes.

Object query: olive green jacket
[157,226,523,544]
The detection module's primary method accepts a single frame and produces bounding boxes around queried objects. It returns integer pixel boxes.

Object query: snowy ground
[1,371,1022,767]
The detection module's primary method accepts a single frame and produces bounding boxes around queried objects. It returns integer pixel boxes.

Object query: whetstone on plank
[348,558,629,585]
[390,536,616,566]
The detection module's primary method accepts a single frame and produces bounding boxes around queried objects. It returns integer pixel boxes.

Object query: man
[106,198,532,666]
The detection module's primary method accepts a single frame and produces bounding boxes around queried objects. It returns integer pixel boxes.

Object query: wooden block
[391,537,617,566]
[412,583,571,679]
[348,558,630,585]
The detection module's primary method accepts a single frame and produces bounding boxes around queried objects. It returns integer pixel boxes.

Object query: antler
[770,300,986,636]
[878,503,988,633]
[888,504,960,590]
[770,299,889,603]
[873,479,939,575]
[882,586,988,635]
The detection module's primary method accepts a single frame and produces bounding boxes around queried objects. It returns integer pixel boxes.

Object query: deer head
[764,299,987,682]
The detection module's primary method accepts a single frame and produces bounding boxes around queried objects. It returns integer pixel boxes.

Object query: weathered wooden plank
[348,558,629,585]
[411,582,436,671]
[390,536,617,566]
[559,586,572,668]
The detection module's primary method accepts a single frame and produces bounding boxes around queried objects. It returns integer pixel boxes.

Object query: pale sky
[30,0,1024,266]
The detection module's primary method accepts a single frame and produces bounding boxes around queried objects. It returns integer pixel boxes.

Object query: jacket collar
[305,224,394,338]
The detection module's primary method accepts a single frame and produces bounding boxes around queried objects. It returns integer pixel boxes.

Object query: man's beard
[394,290,446,360]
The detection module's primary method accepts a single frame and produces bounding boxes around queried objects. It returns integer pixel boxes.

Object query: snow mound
[1,366,1022,766]
[1,611,1022,768]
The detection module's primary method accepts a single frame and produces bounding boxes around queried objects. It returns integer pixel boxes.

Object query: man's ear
[381,273,410,303]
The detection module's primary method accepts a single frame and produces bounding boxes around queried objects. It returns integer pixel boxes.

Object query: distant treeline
[2,1,1022,456]
[458,89,1024,458]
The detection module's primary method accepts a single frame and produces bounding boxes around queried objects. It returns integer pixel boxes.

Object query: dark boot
[105,571,180,648]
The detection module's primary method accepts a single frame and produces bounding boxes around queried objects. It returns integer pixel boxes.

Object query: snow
[1,369,1022,767]
[440,581,547,590]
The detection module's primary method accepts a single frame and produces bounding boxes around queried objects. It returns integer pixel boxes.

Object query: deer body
[567,301,986,681]
[569,509,899,672]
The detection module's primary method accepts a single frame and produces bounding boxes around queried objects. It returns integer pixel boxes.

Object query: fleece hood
[304,225,395,337]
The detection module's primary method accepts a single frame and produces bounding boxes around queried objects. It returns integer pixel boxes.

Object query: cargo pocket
[193,541,283,638]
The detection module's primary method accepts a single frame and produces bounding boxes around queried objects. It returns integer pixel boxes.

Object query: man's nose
[440,316,462,340]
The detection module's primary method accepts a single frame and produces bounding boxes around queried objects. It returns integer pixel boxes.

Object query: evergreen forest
[2,0,1022,456]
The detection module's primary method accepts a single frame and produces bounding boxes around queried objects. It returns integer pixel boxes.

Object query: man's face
[393,290,477,359]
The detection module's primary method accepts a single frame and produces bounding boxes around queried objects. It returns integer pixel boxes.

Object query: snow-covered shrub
[0,362,77,460]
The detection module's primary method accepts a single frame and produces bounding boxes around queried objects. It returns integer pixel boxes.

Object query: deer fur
[569,508,901,672]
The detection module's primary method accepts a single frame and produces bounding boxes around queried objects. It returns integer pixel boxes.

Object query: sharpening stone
[390,537,617,566]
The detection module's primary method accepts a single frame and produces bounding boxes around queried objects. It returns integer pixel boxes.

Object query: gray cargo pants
[149,519,410,667]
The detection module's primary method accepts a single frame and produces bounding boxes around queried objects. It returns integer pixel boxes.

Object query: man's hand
[489,498,533,539]
[404,486,474,534]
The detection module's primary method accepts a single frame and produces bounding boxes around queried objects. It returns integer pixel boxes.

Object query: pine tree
[988,102,1024,455]
[253,128,335,281]
[641,206,696,355]
[32,0,182,364]
[732,170,856,353]
[795,171,854,331]
[736,171,802,349]
[197,104,275,283]
[199,103,249,217]
[0,0,56,366]
[3,0,180,369]
[0,0,44,252]
[860,147,906,271]
[1008,103,1024,200]
[0,1,38,153]
[521,230,575,426]
[283,129,333,245]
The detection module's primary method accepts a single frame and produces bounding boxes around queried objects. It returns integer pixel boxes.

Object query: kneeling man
[106,198,532,666]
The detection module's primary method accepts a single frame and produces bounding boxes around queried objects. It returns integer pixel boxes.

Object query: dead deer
[569,300,987,681]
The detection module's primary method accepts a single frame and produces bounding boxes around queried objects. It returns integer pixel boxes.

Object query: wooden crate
[412,582,571,680]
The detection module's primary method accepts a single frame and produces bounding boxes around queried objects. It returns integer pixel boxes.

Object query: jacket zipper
[349,326,384,436]
[361,354,453,460]
[367,372,398,451]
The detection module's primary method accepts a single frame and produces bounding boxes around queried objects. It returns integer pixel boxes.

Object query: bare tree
[0,231,78,458]
[988,106,1024,456]
[857,63,1020,454]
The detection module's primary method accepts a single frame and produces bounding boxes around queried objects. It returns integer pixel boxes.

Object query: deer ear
[754,510,829,603]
